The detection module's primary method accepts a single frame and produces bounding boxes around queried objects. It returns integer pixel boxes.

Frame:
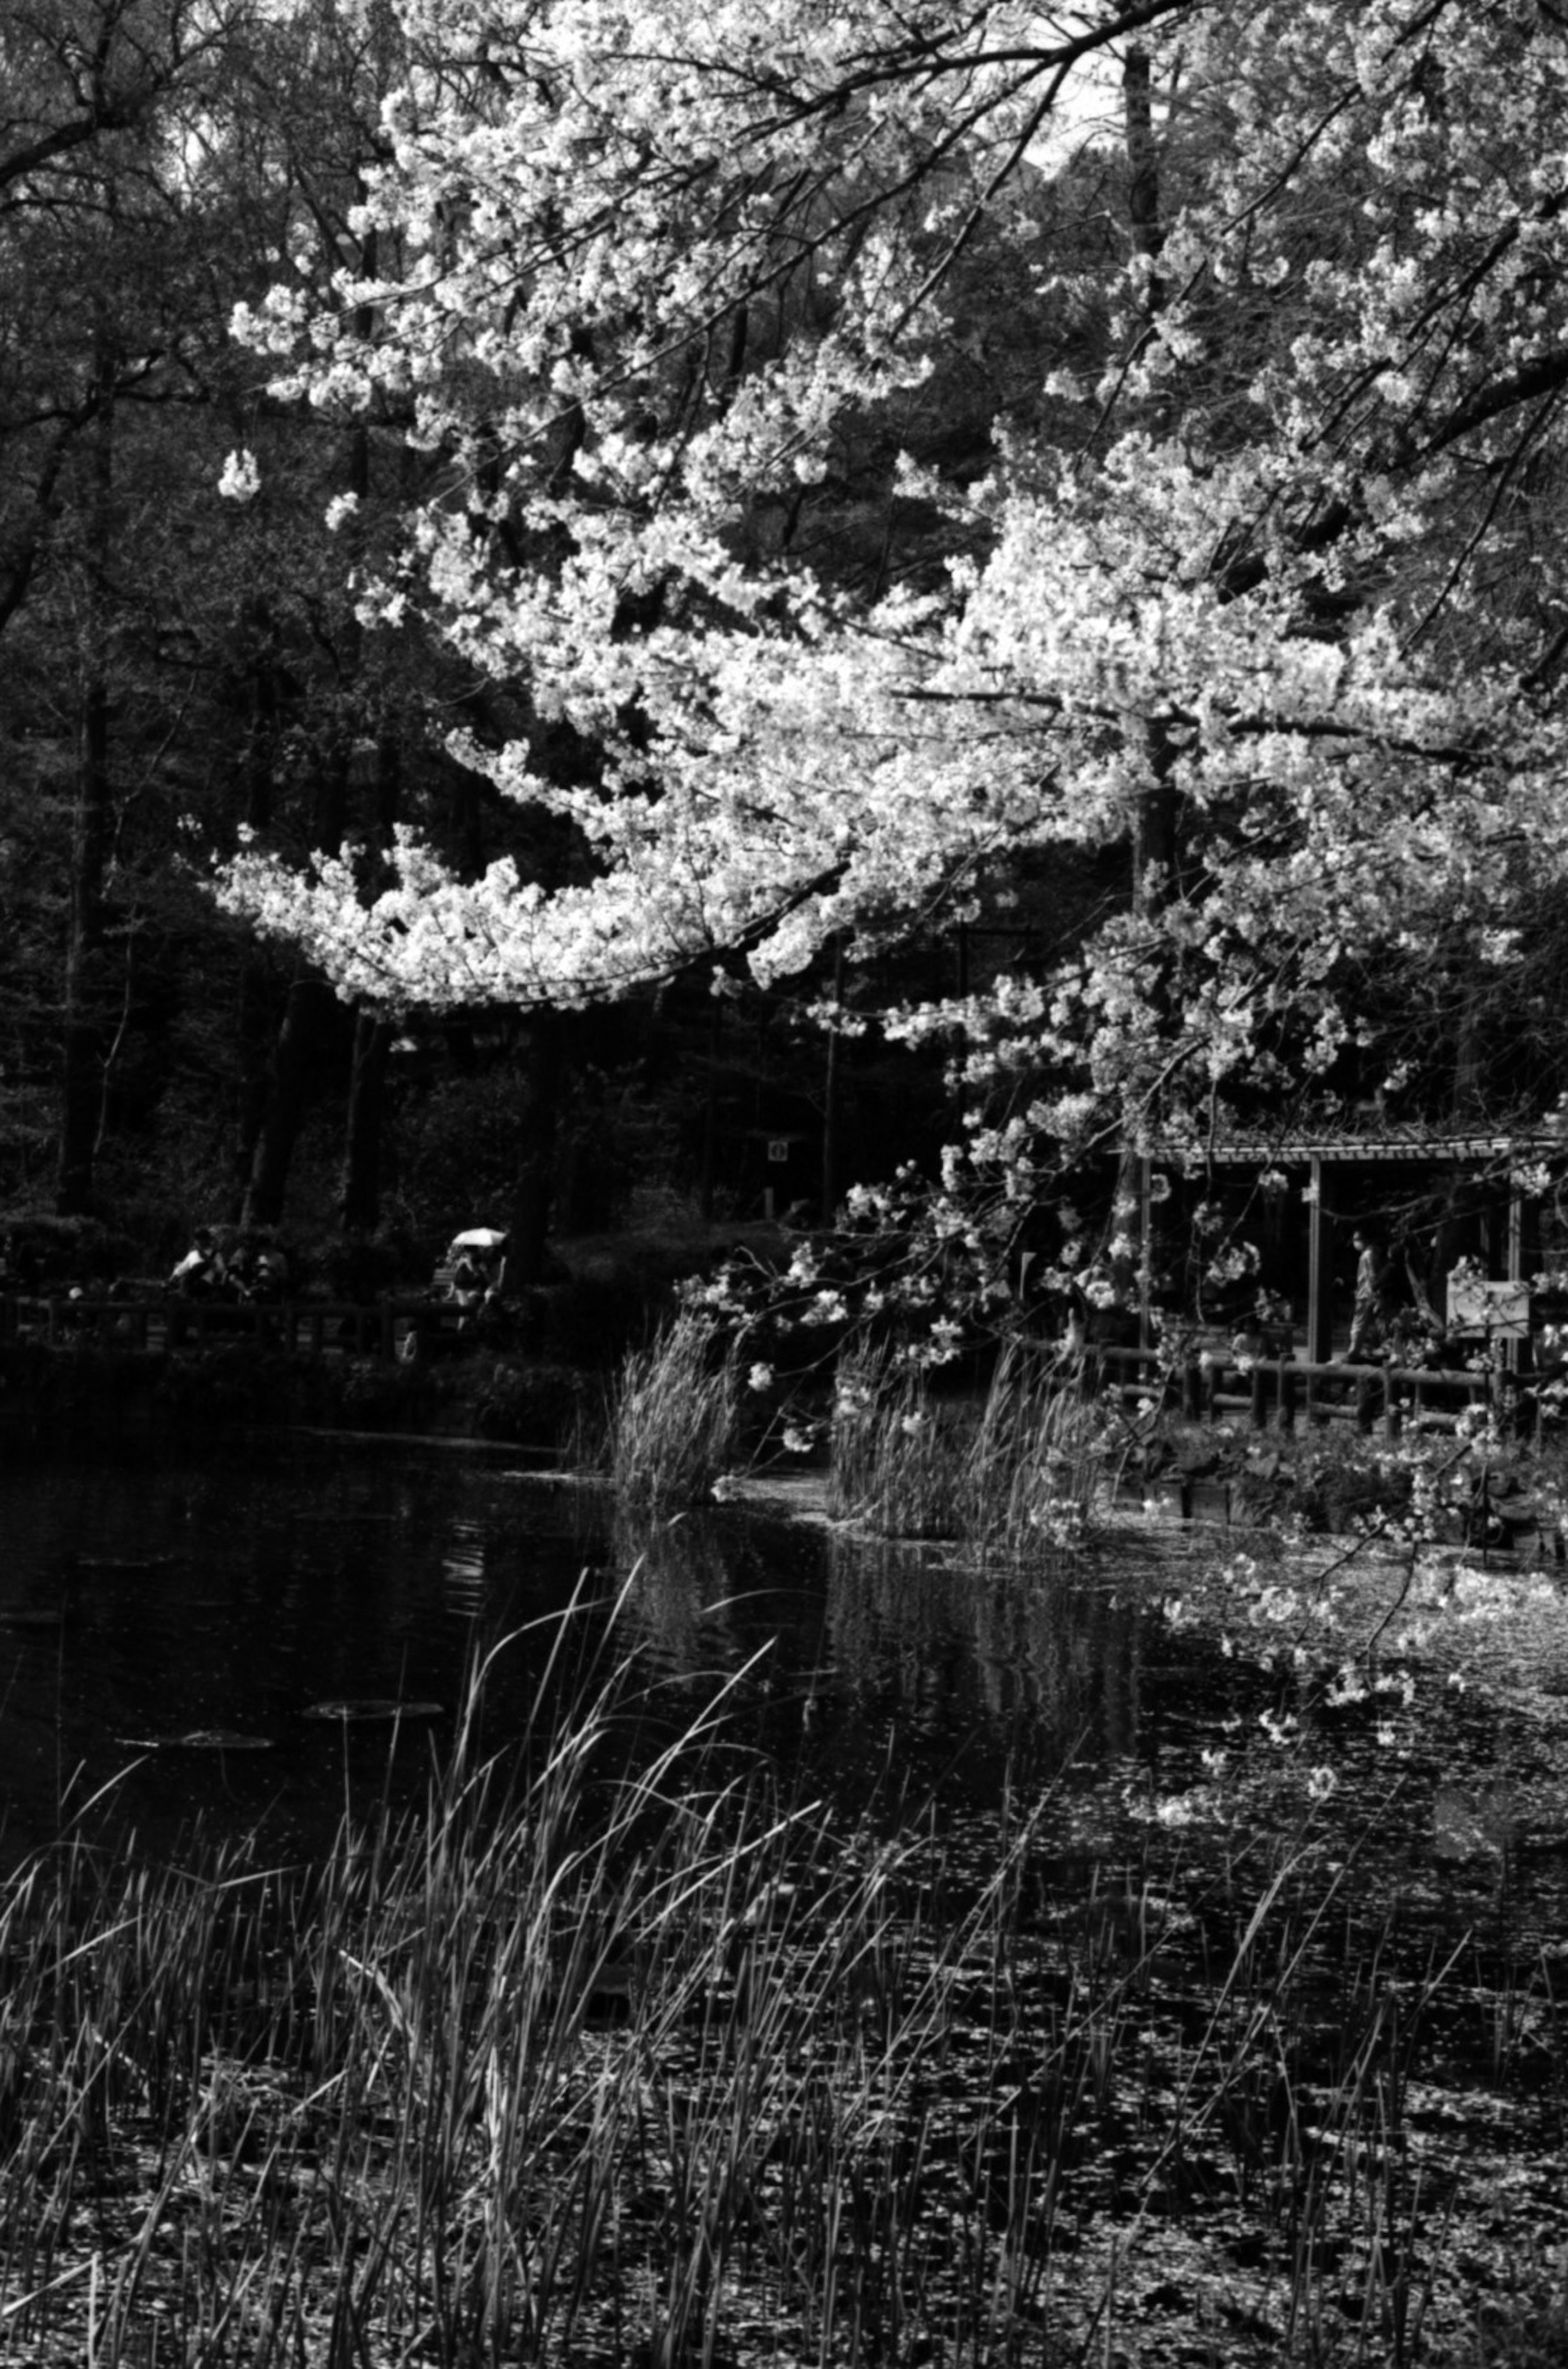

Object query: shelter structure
[1142,1127,1566,1362]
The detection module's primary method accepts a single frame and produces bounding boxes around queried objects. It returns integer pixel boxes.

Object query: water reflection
[442,1519,488,1620]
[603,1509,1157,1816]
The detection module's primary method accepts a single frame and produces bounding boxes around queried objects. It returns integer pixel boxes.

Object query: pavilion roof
[1160,1129,1563,1166]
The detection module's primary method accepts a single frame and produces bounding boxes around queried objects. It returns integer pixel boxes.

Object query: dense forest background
[0,0,972,1271]
[8,0,1568,1302]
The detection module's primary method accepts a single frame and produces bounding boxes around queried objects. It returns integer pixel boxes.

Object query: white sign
[1446,1277,1531,1338]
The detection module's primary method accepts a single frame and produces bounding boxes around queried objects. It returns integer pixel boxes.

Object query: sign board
[1446,1276,1531,1338]
[767,1138,791,1164]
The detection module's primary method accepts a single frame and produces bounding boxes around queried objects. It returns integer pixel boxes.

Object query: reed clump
[830,1332,1105,1554]
[605,1308,742,1509]
[827,1335,972,1534]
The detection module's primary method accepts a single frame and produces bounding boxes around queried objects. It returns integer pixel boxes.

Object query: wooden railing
[0,1296,1542,1436]
[0,1293,455,1362]
[1089,1343,1513,1437]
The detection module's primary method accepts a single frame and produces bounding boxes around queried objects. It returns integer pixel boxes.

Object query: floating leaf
[303,1699,443,1723]
[115,1729,274,1753]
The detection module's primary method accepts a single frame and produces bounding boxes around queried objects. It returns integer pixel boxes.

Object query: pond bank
[0,1334,600,1450]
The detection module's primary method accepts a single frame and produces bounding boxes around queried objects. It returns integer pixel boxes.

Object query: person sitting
[448,1249,485,1325]
[168,1228,221,1299]
[253,1244,290,1302]
[225,1244,258,1300]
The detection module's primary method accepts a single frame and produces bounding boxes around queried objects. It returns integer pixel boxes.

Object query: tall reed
[829,1332,1105,1555]
[605,1308,741,1510]
[827,1335,971,1534]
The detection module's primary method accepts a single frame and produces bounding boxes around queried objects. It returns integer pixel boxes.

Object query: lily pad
[303,1698,443,1723]
[115,1729,274,1753]
[74,1553,181,1576]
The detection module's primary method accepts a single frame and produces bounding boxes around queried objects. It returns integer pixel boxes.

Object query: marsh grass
[830,1334,1108,1555]
[827,1337,972,1535]
[606,1309,742,1510]
[0,1600,1562,2367]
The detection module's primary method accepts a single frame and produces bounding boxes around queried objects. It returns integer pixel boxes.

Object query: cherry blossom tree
[218,0,1568,1294]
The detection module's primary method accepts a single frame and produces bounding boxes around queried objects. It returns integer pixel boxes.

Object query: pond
[0,1433,1152,1859]
[2,1431,1567,2365]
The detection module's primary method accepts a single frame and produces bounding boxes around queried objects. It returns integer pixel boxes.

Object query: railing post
[1250,1364,1266,1430]
[1278,1363,1296,1433]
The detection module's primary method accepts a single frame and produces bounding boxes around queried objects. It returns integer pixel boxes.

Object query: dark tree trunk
[1112,46,1178,1324]
[241,736,350,1228]
[230,644,281,1219]
[56,362,114,1217]
[243,971,338,1228]
[57,663,111,1215]
[340,1011,392,1231]
[231,959,277,1222]
[509,1010,565,1284]
[821,934,844,1224]
[336,735,401,1232]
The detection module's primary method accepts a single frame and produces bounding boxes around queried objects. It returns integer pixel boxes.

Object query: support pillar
[1139,1153,1154,1350]
[1306,1158,1333,1366]
[1505,1185,1527,1376]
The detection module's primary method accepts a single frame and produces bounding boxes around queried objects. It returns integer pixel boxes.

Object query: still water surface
[4,1429,1568,1944]
[7,1433,1568,2355]
[0,1433,1172,1866]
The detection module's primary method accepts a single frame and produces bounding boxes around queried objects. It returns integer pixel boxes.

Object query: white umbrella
[448,1228,508,1252]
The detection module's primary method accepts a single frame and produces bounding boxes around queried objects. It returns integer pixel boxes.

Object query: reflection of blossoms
[747,1362,775,1392]
[218,448,262,503]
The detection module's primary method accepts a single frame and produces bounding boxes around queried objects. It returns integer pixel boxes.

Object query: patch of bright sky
[1024,13,1184,176]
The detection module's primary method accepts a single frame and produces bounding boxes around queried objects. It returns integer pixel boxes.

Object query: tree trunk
[340,1010,392,1231]
[241,729,351,1227]
[821,934,844,1225]
[56,357,115,1217]
[230,640,281,1218]
[243,971,337,1228]
[509,1010,565,1284]
[1113,45,1177,1321]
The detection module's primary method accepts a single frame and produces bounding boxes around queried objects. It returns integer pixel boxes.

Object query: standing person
[1345,1226,1388,1362]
